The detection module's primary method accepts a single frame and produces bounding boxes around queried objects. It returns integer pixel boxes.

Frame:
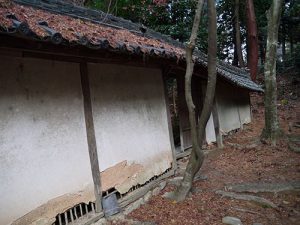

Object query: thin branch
[100,0,113,23]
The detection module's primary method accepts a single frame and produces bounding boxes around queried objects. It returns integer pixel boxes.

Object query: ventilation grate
[52,201,95,225]
[52,166,172,224]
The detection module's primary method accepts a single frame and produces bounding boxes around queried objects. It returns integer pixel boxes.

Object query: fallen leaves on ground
[124,73,300,225]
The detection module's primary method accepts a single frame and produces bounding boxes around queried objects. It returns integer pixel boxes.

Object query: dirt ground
[113,73,300,225]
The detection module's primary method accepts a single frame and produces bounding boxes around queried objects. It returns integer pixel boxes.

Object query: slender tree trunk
[261,0,283,145]
[196,0,217,156]
[167,0,217,202]
[170,0,204,201]
[246,0,259,80]
[282,25,286,65]
[289,29,294,56]
[232,21,239,66]
[234,0,245,67]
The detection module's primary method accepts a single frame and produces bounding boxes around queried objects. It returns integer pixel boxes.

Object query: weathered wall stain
[0,56,93,225]
[216,82,251,133]
[0,57,173,225]
[88,63,173,172]
[12,186,95,225]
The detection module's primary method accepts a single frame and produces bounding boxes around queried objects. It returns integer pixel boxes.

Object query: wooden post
[80,63,102,212]
[248,91,253,120]
[162,72,177,172]
[236,89,244,130]
[177,74,192,151]
[212,97,223,148]
[237,105,244,130]
[200,81,208,144]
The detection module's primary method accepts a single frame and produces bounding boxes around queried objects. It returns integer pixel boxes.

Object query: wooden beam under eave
[80,62,102,212]
[0,35,182,69]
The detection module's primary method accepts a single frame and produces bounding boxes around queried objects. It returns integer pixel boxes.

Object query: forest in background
[84,0,299,73]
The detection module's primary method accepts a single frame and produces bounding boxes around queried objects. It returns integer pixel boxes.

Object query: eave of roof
[0,0,263,92]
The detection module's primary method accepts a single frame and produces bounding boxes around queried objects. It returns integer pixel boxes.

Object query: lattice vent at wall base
[52,166,172,225]
[52,202,96,225]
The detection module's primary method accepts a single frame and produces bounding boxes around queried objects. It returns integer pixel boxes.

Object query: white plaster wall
[88,64,173,173]
[237,93,251,124]
[216,82,251,133]
[0,56,93,225]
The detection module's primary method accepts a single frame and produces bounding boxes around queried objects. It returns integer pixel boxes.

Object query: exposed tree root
[293,121,300,128]
[288,134,300,142]
[215,190,277,208]
[288,143,300,153]
[289,122,300,131]
[231,207,263,216]
[225,181,300,193]
[163,184,192,202]
[167,149,203,202]
[226,141,260,150]
[288,134,300,153]
[260,128,285,146]
[231,207,273,224]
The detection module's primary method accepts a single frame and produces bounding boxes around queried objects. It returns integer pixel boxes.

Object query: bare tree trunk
[282,26,286,66]
[246,0,259,80]
[196,0,217,159]
[234,0,245,67]
[261,0,283,145]
[167,0,217,202]
[173,0,205,201]
[233,43,238,66]
[232,20,238,66]
[289,29,294,56]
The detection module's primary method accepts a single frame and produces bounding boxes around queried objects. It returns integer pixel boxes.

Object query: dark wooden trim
[162,71,177,171]
[170,65,208,80]
[0,47,164,69]
[0,47,22,57]
[248,91,253,120]
[80,62,102,212]
[0,35,181,69]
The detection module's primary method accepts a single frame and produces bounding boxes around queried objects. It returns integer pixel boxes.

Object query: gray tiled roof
[2,0,263,92]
